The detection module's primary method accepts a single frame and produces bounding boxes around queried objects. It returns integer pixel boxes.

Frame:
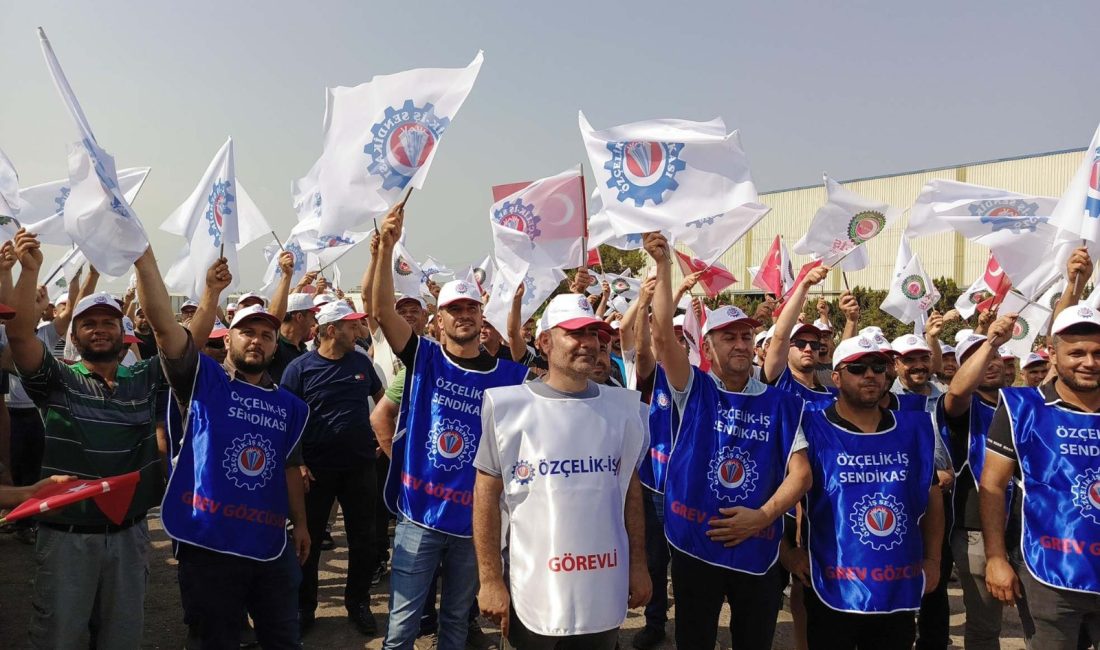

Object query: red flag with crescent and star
[1,471,140,525]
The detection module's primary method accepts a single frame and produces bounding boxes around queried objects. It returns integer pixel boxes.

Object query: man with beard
[797,336,943,649]
[937,344,958,387]
[137,251,311,648]
[371,201,528,650]
[981,305,1100,649]
[941,315,1024,650]
[643,232,811,650]
[474,294,650,649]
[1021,352,1049,387]
[763,266,838,411]
[8,230,166,649]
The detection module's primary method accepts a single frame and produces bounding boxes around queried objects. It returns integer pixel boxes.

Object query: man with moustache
[372,200,528,650]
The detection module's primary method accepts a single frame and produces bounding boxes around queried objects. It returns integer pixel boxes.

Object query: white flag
[483,264,565,340]
[288,216,369,269]
[1050,123,1100,244]
[907,179,1058,238]
[17,168,150,246]
[0,148,28,232]
[882,252,940,327]
[587,190,645,251]
[392,240,426,301]
[39,28,149,276]
[793,175,900,270]
[580,112,760,237]
[490,166,587,269]
[260,238,319,297]
[43,247,85,301]
[673,202,770,266]
[316,51,484,234]
[998,291,1050,360]
[954,274,992,320]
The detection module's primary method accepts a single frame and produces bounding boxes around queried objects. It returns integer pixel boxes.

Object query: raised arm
[925,311,944,376]
[1050,246,1091,335]
[644,232,690,392]
[361,232,381,333]
[0,241,16,304]
[765,266,829,382]
[267,251,295,322]
[8,230,46,372]
[507,282,527,363]
[944,314,1016,417]
[50,264,84,338]
[370,202,414,353]
[839,290,860,340]
[188,258,231,349]
[672,270,702,310]
[133,246,190,359]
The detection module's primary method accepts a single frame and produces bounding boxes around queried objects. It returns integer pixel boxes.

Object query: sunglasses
[842,362,888,375]
[791,339,825,352]
[205,341,226,350]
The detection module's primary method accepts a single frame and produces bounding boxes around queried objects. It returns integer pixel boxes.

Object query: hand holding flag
[1,471,140,524]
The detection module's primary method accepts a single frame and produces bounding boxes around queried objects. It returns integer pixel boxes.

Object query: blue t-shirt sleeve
[279,357,303,396]
[366,357,383,396]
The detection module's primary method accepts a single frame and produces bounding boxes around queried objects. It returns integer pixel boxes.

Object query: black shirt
[824,404,895,432]
[135,330,159,360]
[944,392,998,530]
[398,335,498,372]
[269,335,307,384]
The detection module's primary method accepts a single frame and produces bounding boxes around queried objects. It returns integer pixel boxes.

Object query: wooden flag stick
[841,271,851,291]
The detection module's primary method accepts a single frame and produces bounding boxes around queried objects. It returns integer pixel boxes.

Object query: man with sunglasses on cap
[643,232,811,650]
[134,251,311,648]
[280,300,385,636]
[941,313,1023,649]
[372,203,528,650]
[473,293,650,649]
[763,265,838,411]
[7,230,166,649]
[981,303,1100,649]
[795,336,943,649]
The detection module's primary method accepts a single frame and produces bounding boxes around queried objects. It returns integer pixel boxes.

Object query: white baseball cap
[832,336,890,370]
[396,295,427,310]
[1051,303,1100,335]
[122,316,140,344]
[180,299,198,312]
[542,293,611,334]
[226,302,238,311]
[858,326,894,355]
[209,318,229,339]
[237,292,267,308]
[791,322,823,339]
[437,280,481,309]
[954,328,974,344]
[672,314,686,329]
[72,292,123,320]
[229,304,281,330]
[754,330,768,347]
[312,292,338,307]
[998,345,1018,360]
[940,343,956,357]
[701,305,761,337]
[891,334,932,357]
[1023,352,1047,368]
[287,293,319,314]
[813,318,833,332]
[317,300,367,327]
[956,333,988,362]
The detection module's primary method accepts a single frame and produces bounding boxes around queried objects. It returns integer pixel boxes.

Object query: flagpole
[318,240,362,273]
[579,163,589,270]
[270,231,286,252]
[841,271,850,291]
[41,246,81,286]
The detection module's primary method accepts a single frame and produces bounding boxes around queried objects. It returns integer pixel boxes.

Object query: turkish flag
[752,235,787,296]
[682,298,710,372]
[773,259,825,317]
[674,250,737,298]
[586,247,602,269]
[491,180,532,202]
[2,471,140,525]
[977,254,1011,312]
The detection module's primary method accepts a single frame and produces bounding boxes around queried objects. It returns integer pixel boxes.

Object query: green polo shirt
[19,347,165,525]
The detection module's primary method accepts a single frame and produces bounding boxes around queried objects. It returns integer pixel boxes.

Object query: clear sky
[2,0,1098,291]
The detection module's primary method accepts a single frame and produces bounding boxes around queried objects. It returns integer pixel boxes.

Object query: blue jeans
[642,487,669,630]
[384,518,478,650]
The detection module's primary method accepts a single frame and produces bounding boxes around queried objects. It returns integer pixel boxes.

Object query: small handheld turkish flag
[2,471,140,525]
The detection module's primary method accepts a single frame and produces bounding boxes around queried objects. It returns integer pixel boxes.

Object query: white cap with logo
[1023,352,1047,368]
[73,292,124,320]
[317,301,367,327]
[287,293,319,313]
[891,334,931,357]
[237,292,267,308]
[701,306,761,337]
[229,304,281,330]
[858,326,894,354]
[955,333,988,362]
[832,336,889,370]
[437,280,481,309]
[1052,303,1100,335]
[542,294,611,333]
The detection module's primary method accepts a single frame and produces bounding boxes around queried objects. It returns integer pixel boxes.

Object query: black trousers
[177,542,301,650]
[506,603,618,650]
[804,585,916,650]
[9,407,44,486]
[298,463,377,613]
[669,548,785,650]
[915,525,953,650]
[372,453,392,568]
[642,487,670,630]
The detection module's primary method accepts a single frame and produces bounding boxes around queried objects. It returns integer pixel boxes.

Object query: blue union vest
[1001,388,1100,595]
[162,355,308,561]
[945,395,997,485]
[773,367,837,412]
[804,409,935,613]
[384,337,527,537]
[640,366,678,493]
[663,367,804,574]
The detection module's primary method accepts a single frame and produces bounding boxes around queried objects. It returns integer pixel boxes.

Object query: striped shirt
[19,346,165,525]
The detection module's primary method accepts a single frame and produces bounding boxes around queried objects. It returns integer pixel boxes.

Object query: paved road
[0,511,1026,649]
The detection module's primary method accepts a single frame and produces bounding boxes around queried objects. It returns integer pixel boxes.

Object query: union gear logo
[604,141,686,207]
[223,434,277,491]
[1072,468,1100,526]
[901,275,926,300]
[850,493,908,551]
[1012,319,1030,341]
[707,447,758,504]
[366,100,450,191]
[395,256,414,276]
[205,179,235,247]
[655,390,671,410]
[492,199,542,238]
[968,290,992,305]
[425,418,476,471]
[611,278,630,295]
[511,460,536,486]
[847,211,886,245]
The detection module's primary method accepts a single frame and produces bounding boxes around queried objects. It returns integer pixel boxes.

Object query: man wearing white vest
[982,304,1100,649]
[473,293,651,649]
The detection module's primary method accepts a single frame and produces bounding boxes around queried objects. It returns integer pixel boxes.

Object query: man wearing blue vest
[763,265,839,411]
[643,232,812,650]
[941,314,1021,650]
[982,304,1100,649]
[132,249,311,649]
[371,202,528,650]
[798,335,944,649]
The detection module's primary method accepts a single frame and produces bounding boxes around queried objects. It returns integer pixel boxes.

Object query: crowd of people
[0,197,1097,650]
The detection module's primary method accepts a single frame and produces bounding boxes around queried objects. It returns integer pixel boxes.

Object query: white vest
[485,383,647,636]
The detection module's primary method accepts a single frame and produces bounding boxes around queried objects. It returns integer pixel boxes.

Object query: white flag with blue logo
[907,179,1058,238]
[260,237,320,298]
[39,28,149,276]
[392,239,427,301]
[587,190,645,251]
[18,168,150,246]
[490,166,587,269]
[483,259,566,342]
[162,138,272,299]
[1050,123,1100,245]
[0,148,28,234]
[580,112,760,238]
[794,175,900,271]
[315,51,484,234]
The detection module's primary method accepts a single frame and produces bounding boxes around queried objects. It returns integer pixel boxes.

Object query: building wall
[674,149,1083,295]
